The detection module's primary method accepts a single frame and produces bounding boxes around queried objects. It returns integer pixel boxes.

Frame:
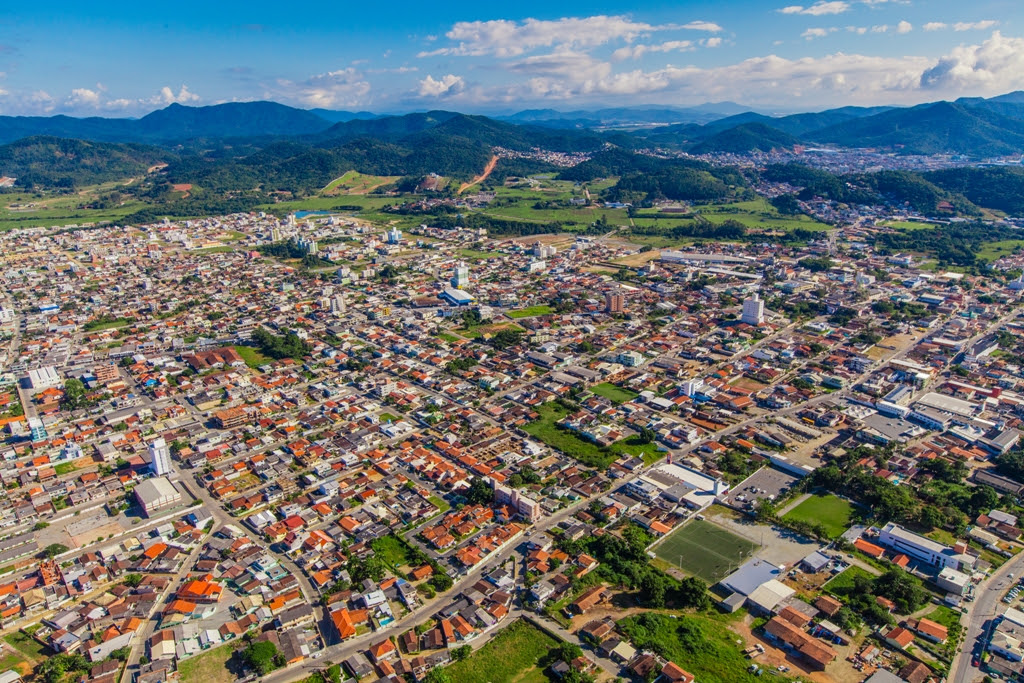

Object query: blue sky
[0,0,1021,116]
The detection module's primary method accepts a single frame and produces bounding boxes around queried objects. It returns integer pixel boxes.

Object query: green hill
[0,136,174,188]
[689,123,801,154]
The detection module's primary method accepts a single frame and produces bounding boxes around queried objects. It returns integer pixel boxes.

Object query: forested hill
[0,136,174,187]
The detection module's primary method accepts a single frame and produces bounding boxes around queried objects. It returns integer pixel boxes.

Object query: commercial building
[26,366,61,389]
[441,288,474,306]
[878,522,972,570]
[741,292,765,325]
[627,462,728,510]
[148,437,172,477]
[493,483,542,523]
[134,477,184,517]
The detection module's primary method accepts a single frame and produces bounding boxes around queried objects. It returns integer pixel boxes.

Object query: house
[908,617,949,644]
[883,626,915,650]
[568,585,609,615]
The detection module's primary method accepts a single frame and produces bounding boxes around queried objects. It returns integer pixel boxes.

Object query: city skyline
[0,0,1021,116]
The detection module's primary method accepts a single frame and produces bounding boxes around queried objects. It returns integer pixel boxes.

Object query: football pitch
[653,519,760,583]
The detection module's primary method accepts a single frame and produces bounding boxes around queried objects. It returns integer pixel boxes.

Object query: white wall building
[741,293,765,325]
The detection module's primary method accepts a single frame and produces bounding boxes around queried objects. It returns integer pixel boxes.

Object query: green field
[232,345,273,369]
[522,402,662,469]
[652,519,759,583]
[0,185,149,231]
[590,382,639,404]
[823,565,875,599]
[458,248,503,261]
[443,620,557,683]
[322,170,398,194]
[618,612,782,683]
[178,642,239,683]
[976,239,1024,262]
[370,535,415,572]
[782,494,854,538]
[506,305,555,319]
[435,332,462,343]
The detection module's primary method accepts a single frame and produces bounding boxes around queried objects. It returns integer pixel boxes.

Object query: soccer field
[653,519,760,583]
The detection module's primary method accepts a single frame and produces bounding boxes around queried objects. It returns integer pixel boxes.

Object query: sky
[0,0,1022,117]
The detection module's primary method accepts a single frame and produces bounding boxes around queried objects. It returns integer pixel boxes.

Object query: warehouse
[134,477,183,517]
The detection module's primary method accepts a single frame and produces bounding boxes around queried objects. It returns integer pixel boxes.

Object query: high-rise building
[606,290,625,314]
[741,292,765,325]
[27,417,47,443]
[149,437,172,477]
[451,261,470,289]
[386,228,402,244]
[330,294,346,315]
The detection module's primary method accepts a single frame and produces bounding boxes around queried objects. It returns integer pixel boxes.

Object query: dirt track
[458,155,499,194]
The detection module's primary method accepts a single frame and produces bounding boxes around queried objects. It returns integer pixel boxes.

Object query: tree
[424,669,453,683]
[43,543,68,558]
[451,644,472,661]
[62,378,87,410]
[241,639,282,675]
[636,427,657,445]
[430,573,454,592]
[463,477,494,506]
[37,653,88,683]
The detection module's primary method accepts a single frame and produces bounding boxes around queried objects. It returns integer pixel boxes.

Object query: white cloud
[269,69,371,108]
[896,21,913,34]
[920,31,1024,92]
[419,16,670,58]
[924,22,947,32]
[802,27,837,40]
[847,26,868,35]
[612,40,693,61]
[65,88,102,108]
[679,21,722,32]
[871,25,889,33]
[151,84,200,106]
[417,73,465,97]
[778,2,850,16]
[954,20,999,31]
[704,37,723,47]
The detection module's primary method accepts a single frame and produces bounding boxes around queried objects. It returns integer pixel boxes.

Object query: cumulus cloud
[802,27,837,40]
[272,69,370,108]
[417,73,465,97]
[954,20,999,31]
[871,25,889,33]
[679,21,722,32]
[924,22,947,32]
[419,16,671,58]
[612,40,693,61]
[66,88,102,108]
[920,31,1024,91]
[896,21,913,34]
[704,37,723,47]
[779,2,850,16]
[151,84,200,106]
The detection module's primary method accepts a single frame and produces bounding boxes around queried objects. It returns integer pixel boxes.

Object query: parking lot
[723,467,800,512]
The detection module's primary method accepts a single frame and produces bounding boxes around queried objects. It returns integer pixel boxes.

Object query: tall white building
[149,437,172,477]
[451,261,470,289]
[330,294,347,315]
[386,228,402,244]
[741,292,765,326]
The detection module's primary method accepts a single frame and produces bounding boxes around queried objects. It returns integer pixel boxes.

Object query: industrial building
[134,477,184,517]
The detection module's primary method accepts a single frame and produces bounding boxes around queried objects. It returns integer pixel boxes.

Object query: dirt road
[458,155,499,194]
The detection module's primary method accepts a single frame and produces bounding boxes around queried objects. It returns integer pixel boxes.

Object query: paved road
[949,552,1024,683]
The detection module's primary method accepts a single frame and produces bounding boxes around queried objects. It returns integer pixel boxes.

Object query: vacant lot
[177,642,240,683]
[653,519,759,583]
[783,494,854,538]
[823,565,875,599]
[232,344,273,369]
[507,305,555,319]
[523,402,661,469]
[444,620,557,683]
[590,382,639,404]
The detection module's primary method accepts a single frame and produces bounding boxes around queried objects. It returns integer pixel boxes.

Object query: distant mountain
[0,136,173,187]
[307,109,379,123]
[0,101,334,145]
[689,123,802,154]
[500,103,755,128]
[807,101,1024,156]
[312,111,461,145]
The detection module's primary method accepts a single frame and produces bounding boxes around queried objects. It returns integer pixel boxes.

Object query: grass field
[444,620,557,683]
[506,305,555,319]
[436,332,462,343]
[1,632,47,678]
[590,382,639,404]
[652,519,759,583]
[618,612,775,683]
[178,643,239,683]
[782,494,854,538]
[370,535,415,572]
[522,402,662,469]
[322,170,397,195]
[232,345,273,369]
[823,565,874,599]
[0,185,148,231]
[458,248,503,261]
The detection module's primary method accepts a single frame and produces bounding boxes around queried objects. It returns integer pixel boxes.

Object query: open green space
[823,565,875,598]
[924,605,963,630]
[370,534,415,571]
[435,332,462,343]
[782,494,854,538]
[458,248,502,261]
[975,239,1024,262]
[443,620,557,683]
[618,612,785,683]
[428,495,450,514]
[0,187,150,231]
[522,402,662,469]
[177,642,238,683]
[193,245,235,254]
[506,305,555,319]
[232,345,273,369]
[322,170,398,195]
[589,382,639,404]
[379,412,399,422]
[3,631,48,662]
[652,519,759,583]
